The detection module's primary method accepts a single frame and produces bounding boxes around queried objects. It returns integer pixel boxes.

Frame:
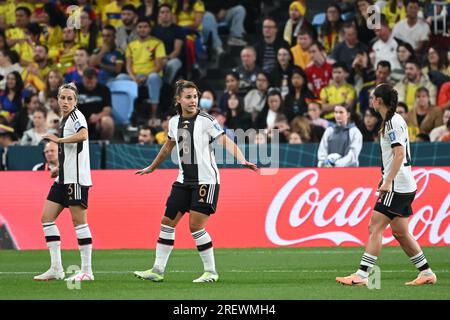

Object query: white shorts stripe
[207,185,214,204]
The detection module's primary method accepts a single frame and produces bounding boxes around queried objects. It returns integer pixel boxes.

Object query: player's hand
[241,161,258,171]
[42,134,60,143]
[50,167,59,178]
[135,166,154,175]
[378,180,392,194]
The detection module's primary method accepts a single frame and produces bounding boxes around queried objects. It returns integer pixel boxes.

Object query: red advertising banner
[0,168,449,250]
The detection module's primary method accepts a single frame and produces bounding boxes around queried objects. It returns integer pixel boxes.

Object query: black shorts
[374,191,416,220]
[47,182,90,209]
[164,182,220,219]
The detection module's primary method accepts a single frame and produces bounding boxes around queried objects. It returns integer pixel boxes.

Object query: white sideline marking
[1,270,449,275]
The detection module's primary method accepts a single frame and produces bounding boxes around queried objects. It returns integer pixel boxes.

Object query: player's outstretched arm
[135,139,176,175]
[43,128,88,144]
[217,134,258,171]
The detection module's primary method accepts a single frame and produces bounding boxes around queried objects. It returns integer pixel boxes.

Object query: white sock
[410,251,432,274]
[153,224,175,273]
[75,224,92,274]
[43,222,63,271]
[357,252,378,279]
[192,229,216,273]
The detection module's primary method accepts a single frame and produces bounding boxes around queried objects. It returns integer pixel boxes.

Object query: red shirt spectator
[437,81,450,110]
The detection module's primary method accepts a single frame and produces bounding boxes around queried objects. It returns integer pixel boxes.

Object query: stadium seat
[107,80,138,126]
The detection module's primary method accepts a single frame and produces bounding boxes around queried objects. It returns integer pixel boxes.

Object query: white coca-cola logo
[265,168,450,246]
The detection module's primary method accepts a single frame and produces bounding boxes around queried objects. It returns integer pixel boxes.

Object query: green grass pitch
[0,247,449,300]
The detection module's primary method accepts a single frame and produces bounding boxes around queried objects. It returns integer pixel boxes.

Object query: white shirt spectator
[392,19,430,50]
[372,34,401,71]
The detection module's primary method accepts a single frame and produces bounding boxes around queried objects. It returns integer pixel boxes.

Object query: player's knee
[161,216,176,228]
[189,222,203,233]
[41,216,54,224]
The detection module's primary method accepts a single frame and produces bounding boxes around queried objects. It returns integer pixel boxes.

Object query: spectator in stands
[0,71,23,123]
[39,70,64,109]
[382,0,406,28]
[20,106,49,146]
[359,61,392,115]
[23,22,43,64]
[395,59,437,109]
[254,17,290,73]
[77,7,101,54]
[317,104,363,167]
[13,93,40,138]
[224,93,252,131]
[331,23,368,85]
[138,125,156,145]
[396,101,409,122]
[103,0,127,29]
[354,0,376,46]
[254,89,285,130]
[22,45,53,87]
[54,27,79,75]
[32,141,59,174]
[437,81,450,110]
[0,124,17,148]
[218,71,240,111]
[0,30,8,52]
[390,41,415,83]
[209,107,234,139]
[423,45,450,89]
[430,106,450,142]
[0,50,22,91]
[115,4,139,52]
[6,7,32,66]
[290,28,313,70]
[372,14,401,76]
[233,46,262,94]
[244,71,271,121]
[90,25,125,84]
[124,18,165,118]
[305,41,333,97]
[279,1,314,47]
[406,87,443,140]
[270,114,291,143]
[284,66,316,121]
[203,0,247,49]
[77,68,115,140]
[359,107,382,142]
[155,116,169,144]
[437,119,450,142]
[307,100,329,129]
[35,3,65,59]
[64,47,90,85]
[152,4,185,85]
[271,47,295,95]
[199,89,217,112]
[319,3,344,54]
[290,115,324,143]
[45,91,61,135]
[320,62,356,121]
[288,131,303,144]
[392,0,430,53]
[137,0,159,24]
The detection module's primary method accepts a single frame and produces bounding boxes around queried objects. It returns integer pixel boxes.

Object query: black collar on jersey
[62,107,78,121]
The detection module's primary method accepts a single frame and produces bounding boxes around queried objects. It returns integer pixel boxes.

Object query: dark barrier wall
[2,143,103,170]
[1,142,449,170]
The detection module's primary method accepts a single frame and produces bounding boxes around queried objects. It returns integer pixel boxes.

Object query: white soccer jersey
[168,111,224,185]
[380,113,416,193]
[55,108,92,186]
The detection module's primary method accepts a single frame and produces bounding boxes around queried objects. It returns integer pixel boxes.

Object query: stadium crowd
[0,0,449,159]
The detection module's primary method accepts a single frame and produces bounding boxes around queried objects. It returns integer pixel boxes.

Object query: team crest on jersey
[74,120,81,132]
[388,131,396,142]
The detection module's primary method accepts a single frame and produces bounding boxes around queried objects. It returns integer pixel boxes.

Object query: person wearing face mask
[199,90,216,111]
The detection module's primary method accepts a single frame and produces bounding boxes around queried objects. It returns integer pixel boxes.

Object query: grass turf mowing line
[0,247,448,300]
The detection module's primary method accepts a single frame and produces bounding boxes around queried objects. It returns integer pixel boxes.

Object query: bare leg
[390,217,422,257]
[365,211,392,256]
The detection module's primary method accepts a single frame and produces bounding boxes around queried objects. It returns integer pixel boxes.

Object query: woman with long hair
[133,80,256,283]
[319,4,344,54]
[284,66,316,121]
[336,83,437,286]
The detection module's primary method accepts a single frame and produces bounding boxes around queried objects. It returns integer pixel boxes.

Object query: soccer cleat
[133,269,164,282]
[64,272,94,281]
[192,271,219,283]
[33,268,65,281]
[335,273,368,286]
[405,271,437,286]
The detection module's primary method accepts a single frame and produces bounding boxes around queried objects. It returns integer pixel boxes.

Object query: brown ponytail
[374,83,398,135]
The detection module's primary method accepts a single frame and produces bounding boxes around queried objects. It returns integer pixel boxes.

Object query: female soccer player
[34,83,94,282]
[134,80,257,283]
[336,83,437,286]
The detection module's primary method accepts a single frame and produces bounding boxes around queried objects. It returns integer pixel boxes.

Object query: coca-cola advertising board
[0,168,448,249]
